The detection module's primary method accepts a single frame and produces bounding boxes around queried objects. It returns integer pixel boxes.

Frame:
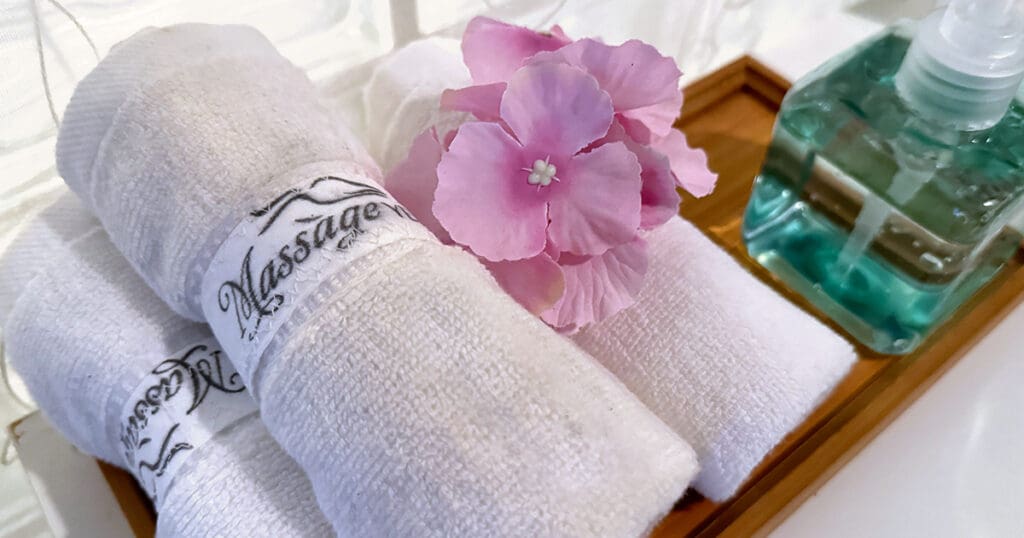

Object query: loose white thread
[0,338,32,412]
[0,437,15,466]
[4,0,97,415]
[29,0,100,129]
[0,338,32,467]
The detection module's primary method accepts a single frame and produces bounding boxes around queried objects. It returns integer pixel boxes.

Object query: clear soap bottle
[742,0,1024,354]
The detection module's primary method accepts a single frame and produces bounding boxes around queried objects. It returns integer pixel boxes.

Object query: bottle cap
[896,0,1024,130]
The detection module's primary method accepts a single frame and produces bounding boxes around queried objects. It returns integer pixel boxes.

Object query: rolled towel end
[575,217,856,501]
[364,37,471,172]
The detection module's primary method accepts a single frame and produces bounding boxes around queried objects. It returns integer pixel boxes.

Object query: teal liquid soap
[742,26,1024,354]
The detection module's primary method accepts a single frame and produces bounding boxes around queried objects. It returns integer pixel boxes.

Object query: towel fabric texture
[0,193,98,323]
[2,195,332,537]
[574,217,855,499]
[363,38,471,173]
[361,38,857,501]
[56,24,698,537]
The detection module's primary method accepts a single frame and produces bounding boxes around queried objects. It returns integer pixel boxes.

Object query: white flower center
[524,158,558,187]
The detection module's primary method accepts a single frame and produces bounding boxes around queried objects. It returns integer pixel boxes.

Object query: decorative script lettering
[215,177,416,343]
[119,340,253,505]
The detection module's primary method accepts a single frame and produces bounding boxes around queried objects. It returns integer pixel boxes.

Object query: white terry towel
[56,24,698,537]
[363,38,470,172]
[0,193,97,321]
[1,195,333,538]
[362,38,857,501]
[573,218,854,500]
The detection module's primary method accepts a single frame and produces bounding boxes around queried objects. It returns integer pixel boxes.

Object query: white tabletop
[770,299,1024,537]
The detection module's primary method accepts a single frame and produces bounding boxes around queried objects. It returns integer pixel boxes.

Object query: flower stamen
[524,157,558,187]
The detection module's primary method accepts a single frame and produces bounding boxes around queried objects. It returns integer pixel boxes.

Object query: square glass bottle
[742,6,1024,354]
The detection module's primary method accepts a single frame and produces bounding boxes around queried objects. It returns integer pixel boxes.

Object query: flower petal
[549,25,570,42]
[637,150,681,229]
[547,141,642,256]
[434,122,548,261]
[652,129,717,197]
[600,121,680,229]
[500,63,614,156]
[617,115,655,144]
[384,128,451,243]
[531,38,682,138]
[462,16,571,85]
[541,237,648,330]
[440,83,505,122]
[485,254,565,315]
[543,239,561,262]
[441,128,458,149]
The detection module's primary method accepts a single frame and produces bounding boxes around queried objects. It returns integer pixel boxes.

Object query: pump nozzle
[896,0,1024,130]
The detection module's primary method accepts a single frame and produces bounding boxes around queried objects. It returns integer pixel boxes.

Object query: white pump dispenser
[896,0,1024,130]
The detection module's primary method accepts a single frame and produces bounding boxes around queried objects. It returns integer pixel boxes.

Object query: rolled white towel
[56,24,698,537]
[2,195,332,537]
[0,192,97,322]
[573,217,854,499]
[363,37,470,173]
[361,38,856,501]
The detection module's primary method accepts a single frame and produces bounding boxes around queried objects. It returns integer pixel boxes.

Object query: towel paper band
[200,163,431,388]
[119,337,256,507]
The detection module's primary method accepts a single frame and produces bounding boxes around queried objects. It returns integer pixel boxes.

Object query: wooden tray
[73,56,1024,537]
[651,56,1024,537]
